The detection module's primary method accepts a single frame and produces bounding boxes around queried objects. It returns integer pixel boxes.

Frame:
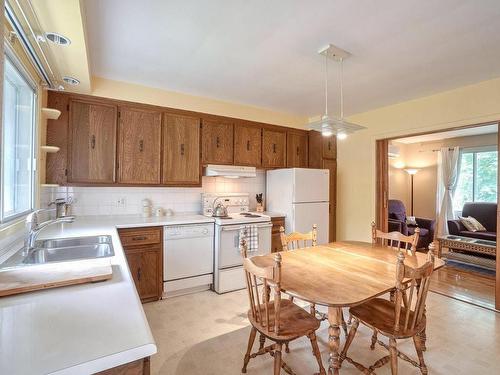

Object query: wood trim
[497,130,500,310]
[375,139,389,233]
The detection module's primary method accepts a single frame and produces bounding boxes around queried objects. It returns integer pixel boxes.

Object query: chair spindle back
[371,222,419,255]
[393,249,435,333]
[241,239,282,335]
[280,224,318,251]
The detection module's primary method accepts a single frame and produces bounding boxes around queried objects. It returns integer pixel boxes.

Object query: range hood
[204,164,256,178]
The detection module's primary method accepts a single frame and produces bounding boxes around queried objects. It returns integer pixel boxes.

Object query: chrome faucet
[25,209,75,251]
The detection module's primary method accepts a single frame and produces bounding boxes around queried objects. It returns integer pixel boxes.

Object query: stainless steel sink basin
[22,235,114,265]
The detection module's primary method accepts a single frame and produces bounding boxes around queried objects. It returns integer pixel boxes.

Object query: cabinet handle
[296,146,299,156]
[216,136,220,148]
[180,143,185,156]
[137,267,141,281]
[328,141,331,151]
[132,236,147,241]
[273,143,276,153]
[139,140,144,152]
[90,135,96,149]
[246,140,250,151]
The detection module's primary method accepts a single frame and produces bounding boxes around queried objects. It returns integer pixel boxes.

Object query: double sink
[4,235,115,268]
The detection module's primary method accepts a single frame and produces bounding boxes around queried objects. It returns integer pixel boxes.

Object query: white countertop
[0,213,214,375]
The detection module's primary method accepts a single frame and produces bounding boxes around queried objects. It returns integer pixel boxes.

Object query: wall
[388,132,498,219]
[337,77,500,242]
[90,77,307,128]
[40,171,266,216]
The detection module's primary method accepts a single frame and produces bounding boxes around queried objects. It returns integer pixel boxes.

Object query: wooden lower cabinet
[118,227,163,303]
[95,357,150,375]
[271,216,285,253]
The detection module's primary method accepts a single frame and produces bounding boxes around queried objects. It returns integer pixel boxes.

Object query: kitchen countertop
[0,213,214,375]
[261,211,286,218]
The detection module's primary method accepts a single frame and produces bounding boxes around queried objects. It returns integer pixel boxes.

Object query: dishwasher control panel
[164,223,214,240]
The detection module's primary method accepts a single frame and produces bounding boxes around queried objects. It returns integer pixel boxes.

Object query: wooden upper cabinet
[286,130,308,168]
[201,119,234,165]
[118,107,162,184]
[68,100,117,183]
[234,123,262,166]
[262,128,286,168]
[46,92,69,185]
[322,135,337,159]
[308,130,322,168]
[162,113,201,186]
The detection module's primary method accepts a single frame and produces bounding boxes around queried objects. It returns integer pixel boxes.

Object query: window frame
[0,45,38,224]
[455,145,497,208]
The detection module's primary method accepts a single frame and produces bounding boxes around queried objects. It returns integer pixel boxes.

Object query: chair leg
[347,313,352,325]
[389,338,398,375]
[242,327,257,373]
[341,312,348,337]
[340,318,359,360]
[308,332,326,375]
[413,334,428,375]
[259,333,266,350]
[274,343,283,375]
[285,342,290,353]
[419,327,427,351]
[370,330,378,350]
[310,303,316,316]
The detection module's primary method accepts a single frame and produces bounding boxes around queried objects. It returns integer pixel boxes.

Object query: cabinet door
[322,135,337,159]
[234,124,262,166]
[323,158,337,242]
[262,129,286,168]
[69,100,117,183]
[125,246,162,302]
[201,119,234,165]
[287,131,308,168]
[201,120,234,164]
[118,108,162,184]
[308,130,322,168]
[163,114,201,185]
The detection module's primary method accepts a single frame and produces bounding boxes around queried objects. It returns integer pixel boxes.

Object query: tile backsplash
[40,171,266,216]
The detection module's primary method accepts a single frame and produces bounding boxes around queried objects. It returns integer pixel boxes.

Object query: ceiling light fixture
[307,44,366,138]
[45,32,71,46]
[62,76,80,85]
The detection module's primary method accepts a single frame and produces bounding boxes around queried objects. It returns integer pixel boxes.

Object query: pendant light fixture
[307,44,366,138]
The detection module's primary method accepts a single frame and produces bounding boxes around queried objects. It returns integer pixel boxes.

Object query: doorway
[376,122,499,311]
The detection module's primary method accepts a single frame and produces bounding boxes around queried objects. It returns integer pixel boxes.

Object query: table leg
[328,306,342,375]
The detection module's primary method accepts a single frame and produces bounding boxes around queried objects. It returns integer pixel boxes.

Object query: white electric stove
[202,193,272,293]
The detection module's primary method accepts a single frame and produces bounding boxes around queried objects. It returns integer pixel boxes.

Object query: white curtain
[436,147,460,237]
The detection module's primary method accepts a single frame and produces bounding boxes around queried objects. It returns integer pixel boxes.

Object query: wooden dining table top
[253,241,445,308]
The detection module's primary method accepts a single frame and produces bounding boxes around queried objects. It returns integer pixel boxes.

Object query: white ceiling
[84,0,500,117]
[395,123,498,144]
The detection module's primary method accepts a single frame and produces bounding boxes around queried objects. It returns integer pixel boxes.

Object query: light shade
[404,168,419,175]
[308,114,366,137]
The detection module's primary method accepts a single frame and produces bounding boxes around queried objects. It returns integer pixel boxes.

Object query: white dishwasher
[163,223,214,297]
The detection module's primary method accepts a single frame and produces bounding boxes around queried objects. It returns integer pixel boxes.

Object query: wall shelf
[41,108,61,120]
[40,145,60,153]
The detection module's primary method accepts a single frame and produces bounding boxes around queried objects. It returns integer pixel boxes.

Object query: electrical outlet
[117,197,126,207]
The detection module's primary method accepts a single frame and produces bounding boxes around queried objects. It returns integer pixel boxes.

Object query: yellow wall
[90,76,307,128]
[337,77,500,241]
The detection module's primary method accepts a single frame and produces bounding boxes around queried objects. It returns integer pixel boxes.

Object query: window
[1,54,36,223]
[453,147,498,212]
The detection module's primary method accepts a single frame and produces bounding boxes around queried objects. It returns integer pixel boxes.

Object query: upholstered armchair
[388,199,436,249]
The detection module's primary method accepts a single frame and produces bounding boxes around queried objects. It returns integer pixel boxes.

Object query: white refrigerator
[266,168,330,245]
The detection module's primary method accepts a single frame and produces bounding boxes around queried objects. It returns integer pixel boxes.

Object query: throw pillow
[406,216,417,226]
[459,216,486,232]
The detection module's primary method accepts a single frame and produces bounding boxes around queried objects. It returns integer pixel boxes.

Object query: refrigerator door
[293,168,329,203]
[292,201,330,245]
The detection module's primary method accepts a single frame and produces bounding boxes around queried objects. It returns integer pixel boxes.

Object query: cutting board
[0,259,113,297]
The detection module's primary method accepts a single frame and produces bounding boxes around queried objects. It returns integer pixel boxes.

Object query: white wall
[40,171,266,216]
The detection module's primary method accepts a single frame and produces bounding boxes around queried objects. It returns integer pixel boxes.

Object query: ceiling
[395,123,498,144]
[84,0,500,117]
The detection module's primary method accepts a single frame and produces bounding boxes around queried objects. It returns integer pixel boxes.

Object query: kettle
[212,201,228,217]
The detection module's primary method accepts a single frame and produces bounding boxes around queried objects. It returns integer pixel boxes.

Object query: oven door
[217,222,272,269]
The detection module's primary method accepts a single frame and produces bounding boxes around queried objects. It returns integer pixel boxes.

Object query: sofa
[448,202,497,241]
[388,199,436,249]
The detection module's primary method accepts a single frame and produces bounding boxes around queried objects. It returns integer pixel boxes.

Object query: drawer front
[271,217,285,234]
[119,227,162,247]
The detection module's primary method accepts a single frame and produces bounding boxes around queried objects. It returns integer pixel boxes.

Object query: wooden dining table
[252,241,445,375]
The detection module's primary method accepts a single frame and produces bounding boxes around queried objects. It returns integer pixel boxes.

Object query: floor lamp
[404,168,419,216]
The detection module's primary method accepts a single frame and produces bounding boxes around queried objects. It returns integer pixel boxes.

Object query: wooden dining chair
[371,222,420,255]
[341,248,435,375]
[240,240,325,375]
[279,225,348,337]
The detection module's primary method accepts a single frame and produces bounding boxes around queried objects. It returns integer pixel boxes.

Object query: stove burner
[240,213,261,218]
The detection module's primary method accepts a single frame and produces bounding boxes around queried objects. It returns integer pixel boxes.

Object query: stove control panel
[201,193,250,217]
